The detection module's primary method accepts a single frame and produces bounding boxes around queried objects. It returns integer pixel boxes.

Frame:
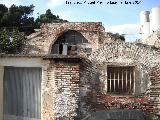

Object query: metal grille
[3,67,42,120]
[107,66,135,94]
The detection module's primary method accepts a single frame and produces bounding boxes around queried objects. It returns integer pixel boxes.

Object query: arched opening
[51,30,92,55]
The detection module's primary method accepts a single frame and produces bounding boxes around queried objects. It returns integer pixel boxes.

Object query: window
[107,66,135,94]
[51,30,90,55]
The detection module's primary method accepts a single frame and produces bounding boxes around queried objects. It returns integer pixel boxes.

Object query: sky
[0,0,160,42]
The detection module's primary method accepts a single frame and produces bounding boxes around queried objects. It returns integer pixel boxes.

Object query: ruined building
[0,22,160,120]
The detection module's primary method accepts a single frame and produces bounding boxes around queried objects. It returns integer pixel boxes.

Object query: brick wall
[150,67,160,113]
[41,58,83,120]
[22,22,105,54]
[88,42,160,114]
[79,59,97,119]
[22,22,122,55]
[41,60,55,120]
[54,63,80,119]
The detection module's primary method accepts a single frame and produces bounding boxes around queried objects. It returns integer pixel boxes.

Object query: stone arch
[89,42,160,108]
[89,42,160,73]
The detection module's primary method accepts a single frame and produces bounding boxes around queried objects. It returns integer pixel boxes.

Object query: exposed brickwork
[88,42,160,114]
[54,63,80,119]
[3,22,160,119]
[87,92,158,114]
[89,42,160,72]
[22,22,123,55]
[40,41,160,119]
[41,58,83,120]
[22,22,105,54]
[79,59,97,119]
[41,60,55,120]
[150,67,160,113]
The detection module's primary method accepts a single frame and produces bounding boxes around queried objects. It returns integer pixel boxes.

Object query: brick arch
[89,42,160,73]
[39,23,100,54]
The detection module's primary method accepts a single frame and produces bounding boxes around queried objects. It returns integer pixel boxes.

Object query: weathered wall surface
[141,31,160,47]
[79,59,97,119]
[0,56,43,67]
[22,22,106,54]
[41,58,83,120]
[54,62,80,119]
[22,22,121,55]
[88,42,160,113]
[41,59,55,120]
[89,42,160,72]
[98,32,124,48]
[150,67,160,114]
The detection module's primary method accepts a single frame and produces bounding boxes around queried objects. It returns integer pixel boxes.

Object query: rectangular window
[107,66,134,94]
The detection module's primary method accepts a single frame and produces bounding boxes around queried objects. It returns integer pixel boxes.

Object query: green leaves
[0,29,26,54]
[0,4,35,34]
[0,4,68,34]
[36,9,68,25]
[113,33,125,41]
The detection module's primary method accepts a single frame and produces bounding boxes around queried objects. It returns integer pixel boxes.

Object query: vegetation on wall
[35,9,68,28]
[112,33,125,41]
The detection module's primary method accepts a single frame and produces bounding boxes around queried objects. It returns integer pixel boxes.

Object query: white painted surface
[0,57,43,67]
[150,6,160,33]
[62,44,68,55]
[141,22,150,41]
[0,66,4,120]
[140,11,150,40]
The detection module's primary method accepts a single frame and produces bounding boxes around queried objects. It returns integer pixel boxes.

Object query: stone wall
[41,59,54,120]
[150,67,160,114]
[89,42,160,72]
[41,42,160,119]
[88,42,160,113]
[7,22,160,118]
[140,30,160,47]
[98,32,124,48]
[79,59,97,119]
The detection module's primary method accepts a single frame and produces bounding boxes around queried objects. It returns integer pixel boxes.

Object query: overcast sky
[1,0,160,42]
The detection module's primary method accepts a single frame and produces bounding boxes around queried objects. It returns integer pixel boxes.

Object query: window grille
[107,66,135,94]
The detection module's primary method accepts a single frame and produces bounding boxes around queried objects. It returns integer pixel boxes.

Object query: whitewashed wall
[0,57,43,67]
